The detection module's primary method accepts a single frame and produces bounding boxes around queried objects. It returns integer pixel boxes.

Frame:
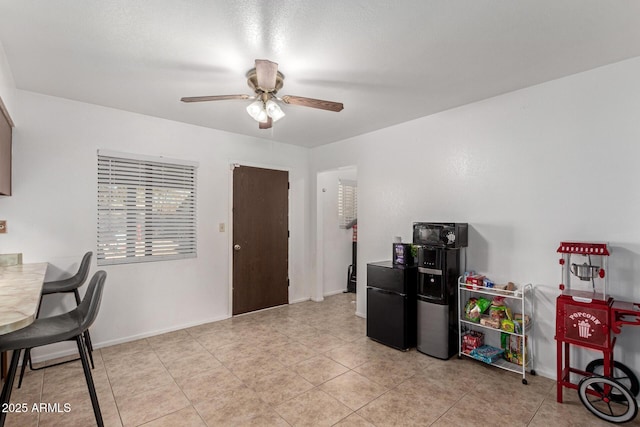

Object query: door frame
[315,171,324,303]
[228,160,292,317]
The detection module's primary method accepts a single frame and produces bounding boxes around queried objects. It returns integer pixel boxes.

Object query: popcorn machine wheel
[555,242,640,423]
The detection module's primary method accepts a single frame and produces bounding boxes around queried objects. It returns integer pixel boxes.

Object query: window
[338,179,357,229]
[97,151,197,265]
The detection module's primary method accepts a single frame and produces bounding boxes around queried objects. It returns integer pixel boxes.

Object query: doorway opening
[316,166,357,301]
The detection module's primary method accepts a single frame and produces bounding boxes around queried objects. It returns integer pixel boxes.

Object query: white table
[0,262,47,378]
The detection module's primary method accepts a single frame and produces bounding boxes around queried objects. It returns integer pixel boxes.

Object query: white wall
[317,167,357,297]
[310,56,640,379]
[0,85,310,361]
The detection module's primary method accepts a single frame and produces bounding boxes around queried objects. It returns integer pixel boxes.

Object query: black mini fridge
[366,261,417,350]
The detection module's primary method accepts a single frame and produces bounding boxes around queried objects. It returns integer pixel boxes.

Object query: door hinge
[288,230,290,238]
[287,181,290,189]
[287,278,290,287]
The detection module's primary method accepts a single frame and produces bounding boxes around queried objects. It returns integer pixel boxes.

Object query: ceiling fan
[180,59,344,129]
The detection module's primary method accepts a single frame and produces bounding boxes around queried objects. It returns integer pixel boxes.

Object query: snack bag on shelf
[463,271,475,282]
[469,345,504,364]
[465,274,486,290]
[464,297,491,322]
[489,296,507,321]
[480,315,500,329]
[494,282,518,295]
[501,318,515,333]
[462,331,484,354]
[512,313,529,334]
[500,333,528,366]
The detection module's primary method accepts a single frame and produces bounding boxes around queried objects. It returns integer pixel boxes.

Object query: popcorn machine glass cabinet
[557,242,610,302]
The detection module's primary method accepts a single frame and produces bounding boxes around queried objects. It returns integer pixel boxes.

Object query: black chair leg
[0,350,21,427]
[17,348,30,389]
[75,289,95,369]
[75,336,103,427]
[84,331,95,369]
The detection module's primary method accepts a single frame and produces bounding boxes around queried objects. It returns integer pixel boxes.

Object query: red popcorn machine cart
[555,242,640,423]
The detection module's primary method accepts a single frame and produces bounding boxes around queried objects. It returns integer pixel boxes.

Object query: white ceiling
[1,1,640,148]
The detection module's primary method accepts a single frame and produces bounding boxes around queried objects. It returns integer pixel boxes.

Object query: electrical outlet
[0,220,6,233]
[219,223,225,232]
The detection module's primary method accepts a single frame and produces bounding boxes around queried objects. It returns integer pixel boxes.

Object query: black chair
[18,251,94,386]
[0,270,106,427]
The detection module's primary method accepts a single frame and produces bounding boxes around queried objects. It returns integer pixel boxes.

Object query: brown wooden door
[232,165,289,315]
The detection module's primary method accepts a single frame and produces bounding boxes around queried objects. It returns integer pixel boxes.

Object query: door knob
[234,244,241,251]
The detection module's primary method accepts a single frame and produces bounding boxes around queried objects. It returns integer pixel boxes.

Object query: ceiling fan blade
[259,117,273,129]
[255,59,278,91]
[181,94,251,103]
[281,95,344,112]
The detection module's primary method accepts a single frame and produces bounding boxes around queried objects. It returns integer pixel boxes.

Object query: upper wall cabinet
[0,96,13,196]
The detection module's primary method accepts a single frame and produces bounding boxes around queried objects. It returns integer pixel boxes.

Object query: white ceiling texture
[1,1,640,147]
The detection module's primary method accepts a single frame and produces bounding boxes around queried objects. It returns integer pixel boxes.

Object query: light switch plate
[219,223,225,232]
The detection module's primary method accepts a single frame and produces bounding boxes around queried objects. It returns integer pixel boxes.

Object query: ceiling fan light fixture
[246,100,264,121]
[256,108,269,123]
[265,99,285,122]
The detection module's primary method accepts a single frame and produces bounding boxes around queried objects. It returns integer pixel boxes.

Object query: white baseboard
[323,289,348,297]
[530,367,553,381]
[30,347,78,365]
[356,311,366,318]
[290,296,311,304]
[29,314,231,364]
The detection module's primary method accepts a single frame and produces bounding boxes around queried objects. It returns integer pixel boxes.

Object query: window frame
[97,150,198,266]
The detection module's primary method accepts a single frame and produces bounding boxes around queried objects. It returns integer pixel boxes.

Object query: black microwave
[412,222,468,248]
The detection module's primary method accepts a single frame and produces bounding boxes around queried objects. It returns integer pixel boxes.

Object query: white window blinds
[338,179,357,229]
[97,152,197,265]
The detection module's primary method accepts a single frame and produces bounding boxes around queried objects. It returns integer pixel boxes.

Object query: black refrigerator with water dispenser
[413,222,467,359]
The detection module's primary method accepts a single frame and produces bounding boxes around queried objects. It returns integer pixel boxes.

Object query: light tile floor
[4,293,638,426]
